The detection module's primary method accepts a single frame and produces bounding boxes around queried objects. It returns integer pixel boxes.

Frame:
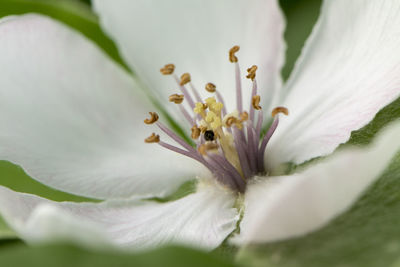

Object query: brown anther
[229,45,240,63]
[246,65,258,81]
[169,94,184,104]
[271,106,289,117]
[225,116,238,127]
[252,95,262,110]
[240,111,249,122]
[144,112,159,124]
[191,125,201,140]
[160,64,175,75]
[205,83,216,93]
[198,143,219,155]
[145,133,160,143]
[199,125,208,133]
[179,73,191,86]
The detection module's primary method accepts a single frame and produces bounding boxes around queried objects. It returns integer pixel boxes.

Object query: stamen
[225,116,237,128]
[194,102,207,115]
[258,107,289,170]
[150,49,289,193]
[240,111,249,122]
[156,122,197,153]
[229,45,240,63]
[179,73,191,86]
[160,64,175,75]
[249,79,258,123]
[169,94,184,104]
[191,125,201,140]
[205,83,216,93]
[173,74,196,109]
[229,47,243,113]
[145,133,160,143]
[179,105,195,126]
[189,83,203,103]
[199,125,207,133]
[144,112,159,124]
[232,127,252,178]
[198,143,219,155]
[246,65,258,81]
[252,95,262,110]
[272,106,289,117]
[208,153,246,193]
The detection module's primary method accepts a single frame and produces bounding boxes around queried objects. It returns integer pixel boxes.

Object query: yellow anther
[205,83,216,93]
[169,94,184,104]
[194,102,205,114]
[179,73,191,86]
[229,45,240,63]
[252,95,262,110]
[191,125,201,139]
[205,111,216,123]
[160,64,175,75]
[205,97,216,106]
[144,112,159,125]
[211,117,222,130]
[145,133,160,143]
[271,106,289,117]
[211,102,223,113]
[246,65,258,81]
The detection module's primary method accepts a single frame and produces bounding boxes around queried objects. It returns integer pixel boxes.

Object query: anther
[179,73,191,86]
[240,111,249,122]
[229,45,240,63]
[145,133,160,143]
[199,125,208,133]
[271,106,289,117]
[225,116,237,127]
[144,112,159,124]
[198,143,219,155]
[205,83,216,93]
[246,65,258,81]
[191,125,201,140]
[169,94,184,104]
[160,64,175,75]
[204,130,215,141]
[194,102,207,114]
[252,95,262,110]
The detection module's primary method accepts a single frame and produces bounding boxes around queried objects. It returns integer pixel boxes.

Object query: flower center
[145,46,288,193]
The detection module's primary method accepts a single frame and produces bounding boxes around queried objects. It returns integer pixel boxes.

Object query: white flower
[1,0,400,250]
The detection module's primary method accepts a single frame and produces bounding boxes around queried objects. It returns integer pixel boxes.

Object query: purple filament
[154,59,285,192]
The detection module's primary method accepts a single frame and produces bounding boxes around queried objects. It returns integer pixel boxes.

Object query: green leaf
[280,0,322,80]
[0,217,15,240]
[0,243,238,267]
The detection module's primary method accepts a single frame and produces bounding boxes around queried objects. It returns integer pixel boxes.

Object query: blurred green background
[2,0,400,267]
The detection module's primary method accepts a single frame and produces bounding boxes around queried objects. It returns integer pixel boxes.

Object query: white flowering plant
[1,0,400,267]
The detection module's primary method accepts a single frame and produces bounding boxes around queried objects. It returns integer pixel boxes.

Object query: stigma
[145,46,288,193]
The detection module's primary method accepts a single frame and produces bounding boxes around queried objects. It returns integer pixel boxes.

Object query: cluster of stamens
[145,46,288,193]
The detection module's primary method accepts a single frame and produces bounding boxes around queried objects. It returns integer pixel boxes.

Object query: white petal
[93,0,285,111]
[0,14,203,199]
[0,182,238,250]
[235,120,400,244]
[268,0,400,167]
